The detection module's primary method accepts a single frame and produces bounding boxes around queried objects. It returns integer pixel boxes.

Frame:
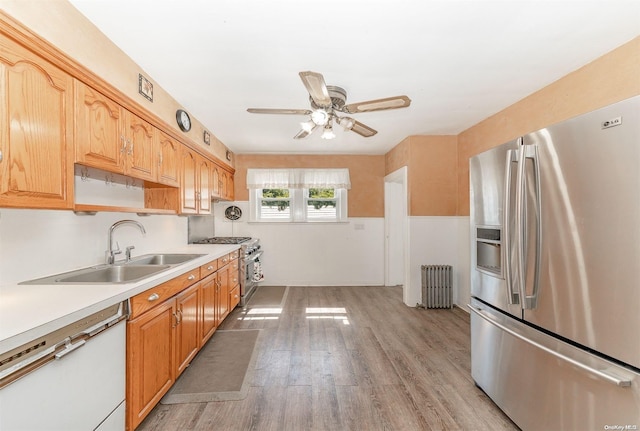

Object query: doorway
[384,167,409,304]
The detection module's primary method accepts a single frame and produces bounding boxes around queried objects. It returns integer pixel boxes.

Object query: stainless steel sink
[20,264,171,284]
[127,253,206,266]
[56,265,171,283]
[19,253,206,285]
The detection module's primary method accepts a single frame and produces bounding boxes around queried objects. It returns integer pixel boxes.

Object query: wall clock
[176,109,191,132]
[225,205,242,221]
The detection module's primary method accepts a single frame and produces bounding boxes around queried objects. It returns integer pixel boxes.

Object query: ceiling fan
[247,71,411,140]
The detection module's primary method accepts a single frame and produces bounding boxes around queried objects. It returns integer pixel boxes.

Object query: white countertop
[0,244,239,354]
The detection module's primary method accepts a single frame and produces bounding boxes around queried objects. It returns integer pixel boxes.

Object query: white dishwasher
[0,301,127,431]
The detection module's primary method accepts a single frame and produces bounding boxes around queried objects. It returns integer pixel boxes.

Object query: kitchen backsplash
[0,209,187,285]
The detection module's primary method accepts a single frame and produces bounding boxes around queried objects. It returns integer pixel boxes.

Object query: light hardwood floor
[137,286,518,431]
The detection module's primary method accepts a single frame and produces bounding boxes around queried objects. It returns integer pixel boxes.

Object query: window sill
[247,220,350,225]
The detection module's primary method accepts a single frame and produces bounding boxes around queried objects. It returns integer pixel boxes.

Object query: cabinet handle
[188,274,196,281]
[158,151,163,166]
[148,293,160,302]
[127,139,133,155]
[120,136,127,153]
[172,312,179,328]
[234,294,239,299]
[177,309,183,324]
[0,150,3,162]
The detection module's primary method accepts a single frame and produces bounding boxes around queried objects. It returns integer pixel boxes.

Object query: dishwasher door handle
[54,339,86,360]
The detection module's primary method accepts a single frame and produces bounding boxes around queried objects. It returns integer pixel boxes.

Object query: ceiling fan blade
[343,95,411,114]
[293,129,311,139]
[247,108,312,115]
[299,71,332,108]
[350,120,377,137]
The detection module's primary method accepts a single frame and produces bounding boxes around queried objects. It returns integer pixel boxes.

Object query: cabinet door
[180,147,198,214]
[75,81,124,172]
[211,165,220,198]
[198,156,212,214]
[175,283,200,376]
[0,38,73,209]
[200,273,217,345]
[157,130,180,186]
[125,111,156,181]
[226,173,235,201]
[217,265,230,325]
[127,299,176,431]
[219,170,228,201]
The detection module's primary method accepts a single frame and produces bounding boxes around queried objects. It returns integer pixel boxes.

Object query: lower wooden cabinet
[126,253,241,430]
[126,299,176,431]
[175,283,200,376]
[200,273,217,346]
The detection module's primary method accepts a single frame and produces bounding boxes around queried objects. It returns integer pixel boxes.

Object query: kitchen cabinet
[175,282,200,376]
[200,273,217,346]
[217,261,231,325]
[211,165,220,199]
[76,81,156,182]
[126,299,176,431]
[156,130,180,187]
[125,255,241,430]
[0,34,74,209]
[180,146,212,214]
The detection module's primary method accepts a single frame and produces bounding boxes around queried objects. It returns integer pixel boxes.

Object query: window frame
[250,187,347,223]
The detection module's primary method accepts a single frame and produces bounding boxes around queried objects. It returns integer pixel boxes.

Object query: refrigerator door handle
[522,145,542,309]
[467,305,632,387]
[503,148,520,305]
[514,143,527,309]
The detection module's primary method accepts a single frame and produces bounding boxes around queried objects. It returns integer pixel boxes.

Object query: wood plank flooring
[137,286,518,431]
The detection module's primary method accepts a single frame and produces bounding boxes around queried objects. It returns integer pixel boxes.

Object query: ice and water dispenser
[475,227,502,276]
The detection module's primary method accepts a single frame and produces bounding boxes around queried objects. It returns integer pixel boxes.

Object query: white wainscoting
[214,202,384,286]
[0,209,187,285]
[406,216,471,309]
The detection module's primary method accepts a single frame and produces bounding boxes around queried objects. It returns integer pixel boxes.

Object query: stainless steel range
[193,237,263,306]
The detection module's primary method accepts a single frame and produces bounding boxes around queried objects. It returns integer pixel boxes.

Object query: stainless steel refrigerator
[469,95,640,430]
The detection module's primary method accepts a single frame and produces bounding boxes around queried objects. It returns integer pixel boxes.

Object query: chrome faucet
[106,220,146,264]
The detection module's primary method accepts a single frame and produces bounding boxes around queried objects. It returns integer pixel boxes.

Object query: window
[247,169,350,223]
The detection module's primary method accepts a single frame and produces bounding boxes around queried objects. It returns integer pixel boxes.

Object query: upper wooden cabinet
[180,146,213,214]
[156,130,180,187]
[0,35,74,209]
[75,81,156,182]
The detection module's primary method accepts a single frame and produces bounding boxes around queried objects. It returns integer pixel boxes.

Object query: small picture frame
[138,74,153,102]
[203,130,211,145]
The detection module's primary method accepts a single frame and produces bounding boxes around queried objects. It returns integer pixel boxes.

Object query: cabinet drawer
[199,259,218,278]
[129,270,199,318]
[217,253,230,267]
[230,258,239,272]
[229,285,240,310]
[229,249,240,260]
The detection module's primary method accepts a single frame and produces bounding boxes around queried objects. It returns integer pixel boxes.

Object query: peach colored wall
[234,154,385,217]
[384,137,410,175]
[0,1,233,167]
[457,36,640,215]
[408,136,458,216]
[385,135,458,216]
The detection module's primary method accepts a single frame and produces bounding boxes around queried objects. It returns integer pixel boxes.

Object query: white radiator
[421,265,453,309]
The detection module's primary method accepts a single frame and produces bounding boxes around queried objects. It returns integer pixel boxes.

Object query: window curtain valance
[246,168,351,190]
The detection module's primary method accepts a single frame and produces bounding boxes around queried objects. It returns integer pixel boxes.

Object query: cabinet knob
[207,265,214,270]
[188,274,196,280]
[148,293,160,302]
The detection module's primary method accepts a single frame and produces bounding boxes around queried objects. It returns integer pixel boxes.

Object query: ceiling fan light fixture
[337,116,356,130]
[310,109,329,126]
[300,120,315,132]
[321,123,336,140]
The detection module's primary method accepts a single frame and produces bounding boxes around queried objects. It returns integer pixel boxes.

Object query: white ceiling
[67,0,640,155]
